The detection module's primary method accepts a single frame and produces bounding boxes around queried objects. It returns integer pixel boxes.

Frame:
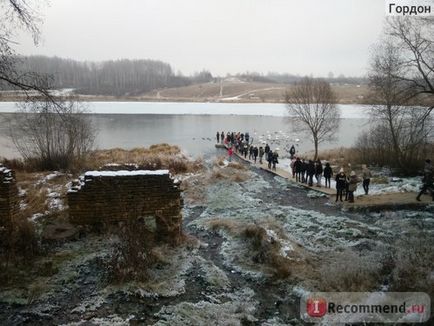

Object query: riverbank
[0,144,433,324]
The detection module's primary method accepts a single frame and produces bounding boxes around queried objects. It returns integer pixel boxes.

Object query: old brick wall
[68,170,183,240]
[0,165,19,226]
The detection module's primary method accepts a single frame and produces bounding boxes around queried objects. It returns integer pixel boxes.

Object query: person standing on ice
[323,162,333,188]
[245,132,250,144]
[362,164,372,195]
[416,159,434,201]
[335,168,346,202]
[216,132,220,143]
[289,145,296,159]
[221,131,224,144]
[228,146,233,162]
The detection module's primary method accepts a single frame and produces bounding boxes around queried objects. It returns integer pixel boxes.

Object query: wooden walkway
[215,143,433,210]
[216,144,335,195]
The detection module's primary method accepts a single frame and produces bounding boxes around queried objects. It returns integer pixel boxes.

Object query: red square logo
[306,297,327,317]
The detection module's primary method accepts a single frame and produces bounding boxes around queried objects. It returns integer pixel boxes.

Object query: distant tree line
[235,72,367,85]
[0,56,217,96]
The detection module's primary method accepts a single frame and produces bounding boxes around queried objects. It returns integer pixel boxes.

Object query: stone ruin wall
[67,170,183,241]
[0,165,19,226]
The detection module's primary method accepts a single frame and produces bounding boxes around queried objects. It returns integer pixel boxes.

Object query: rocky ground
[0,154,433,325]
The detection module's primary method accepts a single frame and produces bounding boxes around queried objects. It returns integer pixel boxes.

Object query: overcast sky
[15,0,386,77]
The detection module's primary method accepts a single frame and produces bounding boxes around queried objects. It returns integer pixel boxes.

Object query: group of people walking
[217,132,433,204]
[290,158,372,203]
[219,131,280,170]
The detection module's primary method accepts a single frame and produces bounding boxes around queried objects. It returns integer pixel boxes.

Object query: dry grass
[318,249,383,292]
[227,162,246,170]
[308,147,364,167]
[391,234,434,296]
[207,219,292,279]
[85,144,203,175]
[0,214,39,283]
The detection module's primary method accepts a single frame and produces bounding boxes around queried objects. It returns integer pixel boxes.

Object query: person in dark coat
[243,144,248,159]
[416,159,434,201]
[301,159,307,183]
[294,157,302,182]
[216,132,220,143]
[307,160,315,186]
[264,144,270,156]
[289,145,296,159]
[267,150,273,169]
[315,159,323,187]
[245,132,250,144]
[253,146,259,164]
[335,168,347,202]
[220,131,224,143]
[249,145,253,160]
[323,162,333,188]
[272,149,279,170]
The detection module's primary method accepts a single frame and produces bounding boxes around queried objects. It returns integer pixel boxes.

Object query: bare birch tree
[286,77,340,160]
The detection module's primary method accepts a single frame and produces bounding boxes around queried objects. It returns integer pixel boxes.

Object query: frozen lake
[0,102,370,158]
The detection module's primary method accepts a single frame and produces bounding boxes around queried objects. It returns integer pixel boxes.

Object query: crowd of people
[217,131,433,204]
[218,131,280,170]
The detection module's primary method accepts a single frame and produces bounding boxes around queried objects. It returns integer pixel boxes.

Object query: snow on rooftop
[84,170,170,177]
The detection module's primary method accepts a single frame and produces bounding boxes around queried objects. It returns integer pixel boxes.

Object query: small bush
[0,215,39,283]
[109,218,162,283]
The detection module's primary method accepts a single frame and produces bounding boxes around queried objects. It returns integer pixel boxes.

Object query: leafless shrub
[7,97,95,171]
[108,218,163,283]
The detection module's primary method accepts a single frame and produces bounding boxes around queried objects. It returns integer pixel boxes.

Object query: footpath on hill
[216,144,433,211]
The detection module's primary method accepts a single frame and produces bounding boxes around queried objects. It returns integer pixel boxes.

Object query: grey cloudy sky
[16,0,386,77]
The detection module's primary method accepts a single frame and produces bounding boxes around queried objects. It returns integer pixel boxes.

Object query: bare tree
[0,0,47,94]
[386,17,434,108]
[362,18,434,173]
[286,77,340,160]
[8,96,96,170]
